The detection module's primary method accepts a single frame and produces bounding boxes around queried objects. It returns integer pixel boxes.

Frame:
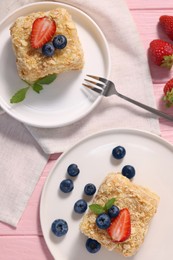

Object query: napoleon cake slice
[10,8,84,83]
[80,173,160,257]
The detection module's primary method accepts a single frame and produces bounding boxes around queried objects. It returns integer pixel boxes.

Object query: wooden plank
[126,0,173,10]
[0,236,53,260]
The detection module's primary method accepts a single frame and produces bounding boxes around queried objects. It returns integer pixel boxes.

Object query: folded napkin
[0,113,48,226]
[0,0,160,226]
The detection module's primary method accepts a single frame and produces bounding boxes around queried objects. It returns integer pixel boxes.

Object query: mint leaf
[32,83,43,93]
[89,204,105,215]
[89,198,117,215]
[10,87,30,103]
[104,198,116,211]
[36,74,57,85]
[10,74,57,104]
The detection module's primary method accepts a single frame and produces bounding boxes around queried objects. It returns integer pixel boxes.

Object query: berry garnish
[96,213,111,229]
[74,199,87,214]
[84,183,96,196]
[108,205,120,218]
[59,179,74,193]
[112,146,126,159]
[122,165,135,179]
[85,238,101,254]
[159,15,173,40]
[149,39,173,69]
[107,208,131,242]
[163,78,173,107]
[30,16,56,49]
[53,35,67,49]
[42,42,55,57]
[51,219,68,237]
[67,164,80,177]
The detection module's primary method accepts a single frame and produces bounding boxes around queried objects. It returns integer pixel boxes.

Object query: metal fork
[83,75,173,122]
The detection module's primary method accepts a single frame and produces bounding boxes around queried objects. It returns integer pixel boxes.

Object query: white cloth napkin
[0,113,48,226]
[0,0,160,226]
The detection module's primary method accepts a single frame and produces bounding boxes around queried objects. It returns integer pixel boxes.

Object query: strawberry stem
[163,88,173,107]
[161,55,173,69]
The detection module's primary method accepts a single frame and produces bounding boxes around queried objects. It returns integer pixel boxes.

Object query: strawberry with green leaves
[163,78,173,107]
[149,39,173,69]
[159,15,173,41]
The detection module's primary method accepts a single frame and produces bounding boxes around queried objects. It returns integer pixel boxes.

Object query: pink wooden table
[1,1,173,259]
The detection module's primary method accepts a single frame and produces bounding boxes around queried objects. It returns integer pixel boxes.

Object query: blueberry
[74,199,87,214]
[86,238,101,253]
[96,213,111,229]
[112,146,126,159]
[67,164,80,177]
[122,165,135,179]
[51,219,68,237]
[42,42,55,56]
[84,183,96,196]
[108,205,120,218]
[53,35,67,49]
[60,179,74,193]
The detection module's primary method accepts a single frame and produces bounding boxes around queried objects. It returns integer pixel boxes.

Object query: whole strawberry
[163,78,173,107]
[160,15,173,40]
[149,39,173,69]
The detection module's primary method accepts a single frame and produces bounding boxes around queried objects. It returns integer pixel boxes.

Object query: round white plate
[40,128,173,260]
[0,2,110,128]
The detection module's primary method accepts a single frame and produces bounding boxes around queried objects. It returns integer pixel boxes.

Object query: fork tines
[83,75,105,94]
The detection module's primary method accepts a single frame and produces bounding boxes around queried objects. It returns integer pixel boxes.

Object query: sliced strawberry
[107,208,131,242]
[30,16,56,49]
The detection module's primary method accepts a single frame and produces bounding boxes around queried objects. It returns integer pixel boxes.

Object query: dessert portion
[80,173,160,257]
[10,8,84,83]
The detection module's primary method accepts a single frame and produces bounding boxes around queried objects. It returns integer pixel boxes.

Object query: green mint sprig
[89,198,116,215]
[10,74,57,104]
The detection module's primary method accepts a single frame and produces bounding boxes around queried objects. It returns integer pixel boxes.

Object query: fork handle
[117,92,173,122]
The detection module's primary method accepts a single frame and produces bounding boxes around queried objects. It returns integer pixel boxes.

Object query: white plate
[0,2,110,128]
[40,128,173,260]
